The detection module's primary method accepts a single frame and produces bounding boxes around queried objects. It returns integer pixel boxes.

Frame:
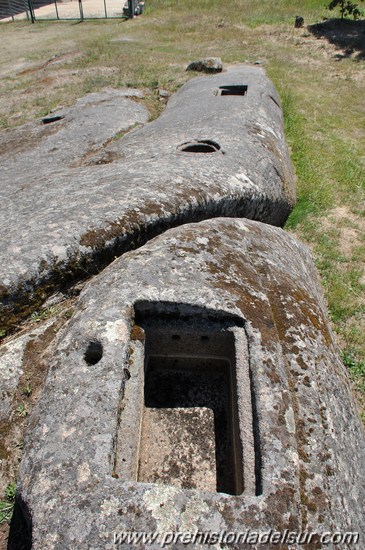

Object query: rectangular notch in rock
[141,355,236,494]
[218,85,248,96]
[114,306,259,496]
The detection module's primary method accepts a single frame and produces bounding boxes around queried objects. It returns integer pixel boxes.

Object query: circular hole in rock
[42,115,64,125]
[84,341,103,365]
[179,140,221,153]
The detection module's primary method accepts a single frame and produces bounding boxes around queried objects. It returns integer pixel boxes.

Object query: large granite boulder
[0,66,296,333]
[11,218,364,549]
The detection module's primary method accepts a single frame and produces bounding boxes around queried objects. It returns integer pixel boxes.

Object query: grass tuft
[0,482,16,525]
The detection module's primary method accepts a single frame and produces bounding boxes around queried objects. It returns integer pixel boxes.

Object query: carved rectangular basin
[114,306,258,497]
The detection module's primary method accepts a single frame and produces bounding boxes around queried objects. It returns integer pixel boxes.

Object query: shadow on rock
[7,496,32,550]
[308,18,365,59]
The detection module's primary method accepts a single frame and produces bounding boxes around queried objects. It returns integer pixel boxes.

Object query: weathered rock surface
[0,66,296,332]
[0,320,54,423]
[12,218,365,549]
[0,89,147,171]
[186,57,223,73]
[0,301,75,495]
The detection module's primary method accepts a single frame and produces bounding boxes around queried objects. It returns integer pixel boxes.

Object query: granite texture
[0,66,295,332]
[3,66,360,550]
[12,219,365,549]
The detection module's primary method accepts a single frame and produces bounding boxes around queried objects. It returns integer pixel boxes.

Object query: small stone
[295,15,304,28]
[186,57,223,74]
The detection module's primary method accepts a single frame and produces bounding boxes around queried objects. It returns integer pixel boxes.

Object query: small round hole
[179,139,221,153]
[171,334,181,340]
[84,341,103,365]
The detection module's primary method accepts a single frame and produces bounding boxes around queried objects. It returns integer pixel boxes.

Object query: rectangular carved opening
[218,85,248,96]
[139,322,242,495]
[141,354,237,494]
[114,303,259,497]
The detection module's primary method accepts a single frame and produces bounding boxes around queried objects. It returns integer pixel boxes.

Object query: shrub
[328,0,364,19]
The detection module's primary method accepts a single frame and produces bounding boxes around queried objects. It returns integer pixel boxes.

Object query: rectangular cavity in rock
[218,85,248,96]
[115,306,259,497]
[140,355,235,494]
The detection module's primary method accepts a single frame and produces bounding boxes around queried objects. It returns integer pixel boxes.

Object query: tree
[328,0,364,19]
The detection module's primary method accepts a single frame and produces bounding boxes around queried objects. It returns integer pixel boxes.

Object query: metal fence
[0,0,31,20]
[0,0,141,21]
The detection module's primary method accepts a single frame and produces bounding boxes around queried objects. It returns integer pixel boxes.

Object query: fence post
[54,0,59,19]
[78,0,84,20]
[128,0,134,18]
[27,0,35,22]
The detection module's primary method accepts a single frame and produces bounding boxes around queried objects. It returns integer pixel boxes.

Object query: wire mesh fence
[0,0,31,20]
[0,0,143,21]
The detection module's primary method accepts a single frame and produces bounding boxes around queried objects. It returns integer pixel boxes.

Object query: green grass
[266,40,364,389]
[147,0,329,25]
[342,349,365,419]
[280,87,334,226]
[0,482,16,525]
